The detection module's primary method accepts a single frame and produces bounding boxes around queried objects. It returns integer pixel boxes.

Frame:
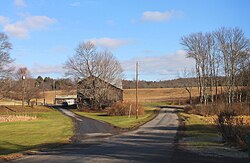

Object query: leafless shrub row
[107,102,144,116]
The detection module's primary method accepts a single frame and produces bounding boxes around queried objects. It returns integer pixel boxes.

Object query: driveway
[58,108,120,143]
[12,107,179,163]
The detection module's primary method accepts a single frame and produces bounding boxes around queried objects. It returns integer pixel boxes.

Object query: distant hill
[122,78,198,89]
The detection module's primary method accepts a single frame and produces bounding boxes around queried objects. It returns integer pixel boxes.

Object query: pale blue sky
[0,0,249,80]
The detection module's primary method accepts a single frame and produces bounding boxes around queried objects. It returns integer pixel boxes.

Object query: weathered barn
[77,76,123,109]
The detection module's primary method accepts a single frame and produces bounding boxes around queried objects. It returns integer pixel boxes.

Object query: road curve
[58,108,120,143]
[12,108,179,163]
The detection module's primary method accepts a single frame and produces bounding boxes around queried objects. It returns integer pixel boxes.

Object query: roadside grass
[0,106,73,155]
[142,101,173,108]
[74,102,163,129]
[179,111,222,147]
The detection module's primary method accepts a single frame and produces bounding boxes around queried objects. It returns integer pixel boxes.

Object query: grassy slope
[179,112,221,147]
[0,107,73,155]
[74,102,163,129]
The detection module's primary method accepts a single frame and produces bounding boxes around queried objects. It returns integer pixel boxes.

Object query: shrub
[184,103,250,116]
[107,102,144,116]
[183,105,193,113]
[216,110,248,150]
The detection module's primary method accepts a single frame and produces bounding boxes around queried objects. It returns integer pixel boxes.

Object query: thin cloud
[52,45,68,54]
[141,50,157,54]
[14,0,26,7]
[32,64,65,75]
[0,16,9,25]
[141,10,182,22]
[2,15,56,38]
[70,2,81,7]
[121,50,194,79]
[88,38,129,49]
[106,19,116,26]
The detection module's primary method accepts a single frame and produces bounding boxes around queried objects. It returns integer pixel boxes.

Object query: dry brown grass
[123,87,200,103]
[0,105,52,113]
[35,90,77,104]
[0,115,37,122]
[4,86,227,105]
[36,87,199,104]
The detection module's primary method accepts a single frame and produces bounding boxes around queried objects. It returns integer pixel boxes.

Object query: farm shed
[77,76,123,109]
[55,95,77,105]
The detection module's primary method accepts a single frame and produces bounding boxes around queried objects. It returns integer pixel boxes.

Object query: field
[1,86,227,105]
[0,106,73,156]
[35,90,77,104]
[124,88,200,103]
[0,87,203,106]
[0,99,22,106]
[30,87,200,105]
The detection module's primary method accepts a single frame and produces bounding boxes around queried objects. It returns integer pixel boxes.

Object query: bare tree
[181,68,195,105]
[215,27,250,103]
[13,67,41,106]
[64,41,123,87]
[181,33,209,103]
[0,32,14,99]
[64,41,123,109]
[181,27,250,105]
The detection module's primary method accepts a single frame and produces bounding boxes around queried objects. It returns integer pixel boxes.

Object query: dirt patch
[0,153,24,162]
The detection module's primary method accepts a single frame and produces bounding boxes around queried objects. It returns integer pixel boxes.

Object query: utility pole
[43,79,45,105]
[136,62,139,119]
[21,75,25,109]
[54,80,57,104]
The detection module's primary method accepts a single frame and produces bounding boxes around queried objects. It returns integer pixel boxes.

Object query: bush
[184,103,250,116]
[216,110,248,150]
[183,105,193,113]
[107,102,144,116]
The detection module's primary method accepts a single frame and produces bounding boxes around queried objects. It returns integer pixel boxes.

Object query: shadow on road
[19,125,177,163]
[159,105,185,109]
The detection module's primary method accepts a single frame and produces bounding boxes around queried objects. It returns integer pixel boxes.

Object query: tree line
[122,78,198,89]
[181,27,250,104]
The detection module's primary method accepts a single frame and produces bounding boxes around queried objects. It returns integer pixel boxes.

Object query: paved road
[58,108,120,143]
[12,107,179,163]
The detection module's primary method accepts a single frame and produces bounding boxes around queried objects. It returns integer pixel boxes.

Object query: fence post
[248,133,250,157]
[128,104,132,118]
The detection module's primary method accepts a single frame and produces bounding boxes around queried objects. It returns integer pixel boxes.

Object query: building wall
[77,77,123,108]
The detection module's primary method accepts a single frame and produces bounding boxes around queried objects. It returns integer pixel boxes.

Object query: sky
[0,0,250,81]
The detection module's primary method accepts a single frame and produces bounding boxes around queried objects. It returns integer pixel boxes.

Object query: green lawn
[0,108,73,155]
[179,112,221,147]
[74,103,160,129]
